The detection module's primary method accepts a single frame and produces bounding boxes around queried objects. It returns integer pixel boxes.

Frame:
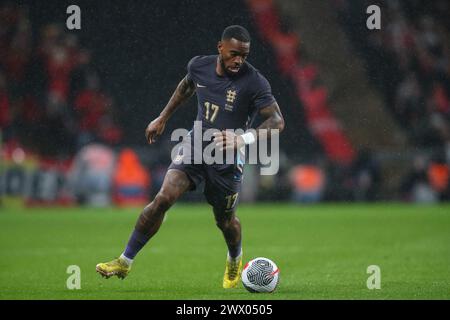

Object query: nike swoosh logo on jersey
[196,83,206,88]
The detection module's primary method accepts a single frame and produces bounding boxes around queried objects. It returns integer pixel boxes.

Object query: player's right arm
[145,75,196,144]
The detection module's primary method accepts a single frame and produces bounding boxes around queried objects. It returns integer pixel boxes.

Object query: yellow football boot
[96,257,131,279]
[223,253,243,289]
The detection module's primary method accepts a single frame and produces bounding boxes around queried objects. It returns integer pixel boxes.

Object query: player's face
[218,38,250,75]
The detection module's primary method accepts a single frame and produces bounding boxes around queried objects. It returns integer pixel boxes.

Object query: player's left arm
[214,101,284,150]
[254,101,285,139]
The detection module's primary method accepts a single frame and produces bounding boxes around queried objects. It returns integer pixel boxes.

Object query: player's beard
[219,55,238,77]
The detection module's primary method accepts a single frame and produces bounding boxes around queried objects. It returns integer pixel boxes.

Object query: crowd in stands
[0,3,122,159]
[334,0,450,201]
[1,1,448,204]
[247,0,355,164]
[335,0,450,150]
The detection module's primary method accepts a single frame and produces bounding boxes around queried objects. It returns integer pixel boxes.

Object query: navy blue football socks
[227,240,242,260]
[123,229,151,260]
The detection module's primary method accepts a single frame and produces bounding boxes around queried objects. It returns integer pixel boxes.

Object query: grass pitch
[0,202,449,299]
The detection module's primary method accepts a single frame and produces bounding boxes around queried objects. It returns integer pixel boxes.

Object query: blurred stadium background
[1,0,450,206]
[1,0,450,300]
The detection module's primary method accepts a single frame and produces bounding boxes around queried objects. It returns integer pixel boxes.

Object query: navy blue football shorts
[168,140,244,214]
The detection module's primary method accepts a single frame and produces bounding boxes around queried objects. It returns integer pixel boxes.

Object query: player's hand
[145,116,166,144]
[213,131,245,151]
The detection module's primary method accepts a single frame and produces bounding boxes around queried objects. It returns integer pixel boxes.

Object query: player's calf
[214,209,242,260]
[135,193,172,235]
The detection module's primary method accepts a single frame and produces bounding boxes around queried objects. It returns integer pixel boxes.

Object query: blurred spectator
[350,149,381,201]
[395,72,424,126]
[427,152,450,200]
[73,74,107,146]
[400,154,437,203]
[289,163,325,203]
[68,144,116,206]
[112,148,151,207]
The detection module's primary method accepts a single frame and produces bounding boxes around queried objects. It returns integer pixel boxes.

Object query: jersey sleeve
[251,72,276,110]
[186,56,200,82]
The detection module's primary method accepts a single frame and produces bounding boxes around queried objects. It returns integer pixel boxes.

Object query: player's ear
[217,41,223,54]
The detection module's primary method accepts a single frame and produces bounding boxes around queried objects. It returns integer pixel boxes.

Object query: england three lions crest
[225,88,237,111]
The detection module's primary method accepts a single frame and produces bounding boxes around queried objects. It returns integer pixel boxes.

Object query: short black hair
[221,25,251,43]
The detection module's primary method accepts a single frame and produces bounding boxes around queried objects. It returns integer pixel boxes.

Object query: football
[241,257,280,293]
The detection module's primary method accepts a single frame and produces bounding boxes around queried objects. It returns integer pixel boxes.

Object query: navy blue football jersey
[186,55,276,132]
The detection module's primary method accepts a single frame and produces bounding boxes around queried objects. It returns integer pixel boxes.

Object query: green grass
[0,202,449,299]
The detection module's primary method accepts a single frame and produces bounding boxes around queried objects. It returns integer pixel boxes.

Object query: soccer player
[96,25,284,288]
